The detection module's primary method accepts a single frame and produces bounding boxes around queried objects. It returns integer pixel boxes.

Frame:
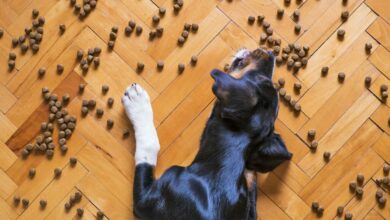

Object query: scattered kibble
[248,16,255,24]
[338,72,345,82]
[341,11,349,21]
[59,24,66,34]
[345,212,353,220]
[278,78,285,87]
[107,119,114,129]
[69,157,77,166]
[22,198,29,208]
[355,186,363,198]
[337,29,345,40]
[157,60,164,70]
[321,66,329,76]
[97,210,104,219]
[310,140,318,151]
[13,195,20,206]
[40,199,47,209]
[178,63,185,73]
[349,182,357,191]
[191,55,198,65]
[323,152,331,161]
[54,168,62,178]
[102,85,109,94]
[364,76,371,86]
[29,168,36,178]
[336,206,344,216]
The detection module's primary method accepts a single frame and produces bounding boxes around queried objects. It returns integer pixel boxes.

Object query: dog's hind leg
[122,84,161,218]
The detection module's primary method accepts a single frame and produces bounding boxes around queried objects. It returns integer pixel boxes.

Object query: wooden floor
[0,0,389,219]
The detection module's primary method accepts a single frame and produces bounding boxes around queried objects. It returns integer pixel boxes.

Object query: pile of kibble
[311,165,389,218]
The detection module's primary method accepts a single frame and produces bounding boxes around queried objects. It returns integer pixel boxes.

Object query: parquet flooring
[0,0,389,219]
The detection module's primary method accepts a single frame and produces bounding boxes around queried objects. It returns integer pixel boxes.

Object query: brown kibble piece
[178,63,185,73]
[157,60,164,70]
[191,24,199,33]
[97,210,104,219]
[349,182,357,191]
[22,198,29,208]
[278,78,285,87]
[380,84,388,92]
[341,11,349,21]
[355,187,363,198]
[294,82,302,91]
[29,168,36,178]
[159,7,166,16]
[108,40,115,49]
[248,16,255,24]
[191,55,198,65]
[13,195,20,206]
[384,164,390,175]
[102,84,109,94]
[125,26,133,35]
[137,62,144,73]
[311,201,319,211]
[152,15,160,24]
[308,129,316,139]
[293,9,300,20]
[54,168,62,178]
[321,66,329,76]
[32,9,39,18]
[338,72,346,82]
[345,212,353,220]
[107,119,114,129]
[59,24,66,33]
[284,94,291,102]
[107,97,114,107]
[356,173,364,185]
[310,141,318,150]
[337,29,345,39]
[70,157,77,166]
[277,8,284,18]
[39,199,47,209]
[323,151,331,161]
[365,42,372,52]
[178,36,185,45]
[278,88,286,97]
[337,206,344,216]
[294,24,301,34]
[378,196,387,206]
[57,64,64,74]
[294,103,301,112]
[376,190,383,199]
[364,76,372,86]
[317,207,324,217]
[79,83,86,94]
[77,208,84,217]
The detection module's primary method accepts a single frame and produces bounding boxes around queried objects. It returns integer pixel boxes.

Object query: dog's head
[211,48,292,173]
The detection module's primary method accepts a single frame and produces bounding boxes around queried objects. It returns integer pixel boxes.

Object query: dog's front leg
[122,83,160,166]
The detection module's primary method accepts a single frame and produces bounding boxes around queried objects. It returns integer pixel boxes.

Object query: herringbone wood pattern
[0,0,389,219]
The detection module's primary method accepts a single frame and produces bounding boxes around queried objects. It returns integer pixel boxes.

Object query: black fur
[133,50,292,220]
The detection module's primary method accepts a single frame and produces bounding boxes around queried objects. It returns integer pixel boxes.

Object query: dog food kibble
[29,168,36,178]
[77,208,84,217]
[266,27,273,36]
[108,40,115,49]
[178,63,185,73]
[337,29,345,39]
[341,11,349,21]
[191,55,198,65]
[39,199,47,209]
[294,82,302,91]
[107,119,114,129]
[365,42,372,52]
[311,201,319,211]
[294,24,301,34]
[308,129,316,139]
[157,61,164,70]
[260,33,267,43]
[125,26,134,36]
[102,85,109,94]
[355,187,363,198]
[136,62,145,73]
[338,72,346,82]
[380,84,388,92]
[310,141,318,150]
[182,30,189,39]
[41,87,49,95]
[337,206,344,216]
[56,64,64,74]
[364,76,371,86]
[159,7,166,16]
[317,207,324,217]
[294,103,301,112]
[345,212,353,220]
[13,195,20,206]
[74,191,82,202]
[69,157,77,166]
[278,78,285,87]
[109,32,117,41]
[284,94,291,102]
[381,91,388,99]
[64,202,71,211]
[110,26,118,34]
[247,16,255,24]
[278,88,286,97]
[323,151,331,161]
[135,26,143,35]
[81,106,89,116]
[9,52,16,60]
[22,198,29,208]
[96,108,104,117]
[54,168,62,178]
[32,8,39,18]
[384,164,390,175]
[59,24,66,34]
[356,173,364,185]
[376,190,383,199]
[277,8,284,18]
[378,196,387,206]
[293,9,300,20]
[97,210,104,219]
[76,49,84,60]
[257,15,265,24]
[0,28,3,38]
[321,66,329,76]
[178,36,185,44]
[152,15,160,24]
[191,24,199,33]
[60,145,68,153]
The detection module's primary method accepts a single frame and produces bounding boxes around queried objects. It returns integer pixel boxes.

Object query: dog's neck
[190,110,251,181]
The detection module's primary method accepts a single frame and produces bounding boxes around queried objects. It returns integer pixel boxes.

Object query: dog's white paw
[122,84,160,165]
[234,48,250,60]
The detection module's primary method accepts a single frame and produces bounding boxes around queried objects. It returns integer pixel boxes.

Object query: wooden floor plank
[367,17,390,51]
[299,120,383,219]
[369,46,390,79]
[365,0,390,23]
[370,104,390,135]
[298,90,381,177]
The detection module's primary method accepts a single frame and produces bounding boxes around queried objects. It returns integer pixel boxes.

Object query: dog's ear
[246,133,292,173]
[210,69,233,101]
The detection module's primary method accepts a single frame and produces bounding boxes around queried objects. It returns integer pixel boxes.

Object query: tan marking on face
[230,62,257,79]
[244,169,257,189]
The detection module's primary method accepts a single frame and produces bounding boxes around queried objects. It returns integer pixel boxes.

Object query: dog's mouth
[228,48,271,79]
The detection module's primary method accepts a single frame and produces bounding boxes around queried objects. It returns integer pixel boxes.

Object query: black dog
[122,48,292,220]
